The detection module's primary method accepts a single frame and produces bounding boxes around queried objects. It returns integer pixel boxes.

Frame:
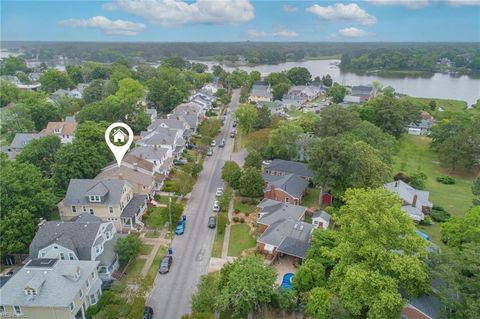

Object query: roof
[28,219,113,261]
[63,179,127,206]
[41,121,77,136]
[265,159,313,178]
[96,164,154,189]
[351,85,374,96]
[407,119,434,130]
[312,210,331,223]
[257,199,307,226]
[401,289,444,319]
[148,118,187,131]
[0,259,99,308]
[250,84,272,98]
[121,195,147,218]
[129,146,168,161]
[140,127,177,146]
[258,218,314,259]
[9,133,46,149]
[263,173,309,199]
[384,180,432,208]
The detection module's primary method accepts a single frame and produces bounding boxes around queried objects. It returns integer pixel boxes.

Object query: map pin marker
[105,122,134,167]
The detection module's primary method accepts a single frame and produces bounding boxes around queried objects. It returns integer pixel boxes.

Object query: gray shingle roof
[63,179,126,206]
[0,259,99,308]
[351,85,374,96]
[140,127,177,146]
[121,195,147,218]
[257,199,306,226]
[312,210,331,223]
[129,146,168,161]
[265,159,313,178]
[263,173,309,199]
[9,133,46,149]
[148,118,187,131]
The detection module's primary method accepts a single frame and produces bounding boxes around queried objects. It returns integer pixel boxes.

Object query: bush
[394,172,411,184]
[234,209,240,214]
[436,175,456,184]
[233,216,240,223]
[421,216,433,225]
[240,217,245,223]
[431,206,451,222]
[125,297,146,319]
[410,171,427,190]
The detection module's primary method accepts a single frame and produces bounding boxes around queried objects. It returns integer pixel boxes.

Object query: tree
[239,167,264,197]
[235,104,258,134]
[473,177,480,206]
[441,206,480,247]
[254,105,271,129]
[83,80,105,104]
[409,171,427,190]
[0,80,20,107]
[315,105,361,137]
[40,69,73,93]
[191,273,219,314]
[304,287,333,319]
[292,259,326,294]
[266,122,303,160]
[286,67,311,85]
[217,256,276,317]
[321,74,333,87]
[327,83,348,103]
[164,86,185,113]
[114,234,141,267]
[272,82,291,100]
[75,121,112,162]
[0,157,57,219]
[66,65,83,85]
[173,170,194,196]
[221,161,243,189]
[115,78,144,106]
[16,135,61,177]
[244,149,262,169]
[0,209,38,255]
[0,56,29,75]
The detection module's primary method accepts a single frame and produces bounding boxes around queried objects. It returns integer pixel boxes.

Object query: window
[90,294,97,305]
[60,253,65,260]
[25,288,36,296]
[79,289,83,298]
[69,302,75,312]
[14,306,22,316]
[89,196,101,203]
[109,207,113,214]
[72,206,76,213]
[285,197,289,203]
[85,278,90,288]
[83,206,86,212]
[69,253,75,260]
[90,209,94,215]
[0,306,4,314]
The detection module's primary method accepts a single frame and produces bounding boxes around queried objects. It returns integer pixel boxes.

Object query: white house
[311,210,331,230]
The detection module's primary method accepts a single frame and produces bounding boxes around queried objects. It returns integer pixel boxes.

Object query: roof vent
[293,224,298,229]
[299,225,304,231]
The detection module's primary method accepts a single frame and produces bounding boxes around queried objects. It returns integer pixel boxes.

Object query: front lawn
[144,230,161,238]
[139,244,154,255]
[123,258,146,283]
[234,197,256,214]
[227,224,256,257]
[157,195,177,206]
[144,207,167,228]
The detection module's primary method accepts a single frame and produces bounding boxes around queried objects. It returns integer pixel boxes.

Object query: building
[248,81,273,103]
[0,258,102,319]
[190,92,213,110]
[58,179,147,232]
[283,85,323,106]
[256,199,307,233]
[401,293,444,319]
[41,121,77,143]
[129,146,170,175]
[384,180,433,222]
[344,85,377,103]
[28,215,119,281]
[311,210,331,230]
[264,159,314,180]
[263,173,309,205]
[171,102,204,131]
[138,126,185,159]
[2,133,46,159]
[407,118,435,136]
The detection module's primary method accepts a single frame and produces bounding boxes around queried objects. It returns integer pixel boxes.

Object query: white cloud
[247,28,299,38]
[60,16,146,36]
[104,0,255,26]
[307,3,377,25]
[444,0,480,6]
[338,27,373,38]
[283,4,298,12]
[365,0,430,8]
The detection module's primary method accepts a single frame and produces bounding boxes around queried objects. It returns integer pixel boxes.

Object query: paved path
[146,90,241,319]
[139,234,170,277]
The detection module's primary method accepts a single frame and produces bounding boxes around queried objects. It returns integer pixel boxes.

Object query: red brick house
[263,174,309,205]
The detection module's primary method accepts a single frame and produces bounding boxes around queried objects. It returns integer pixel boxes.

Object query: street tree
[254,104,271,128]
[235,104,258,134]
[239,167,264,197]
[244,149,262,169]
[115,234,142,267]
[221,161,243,189]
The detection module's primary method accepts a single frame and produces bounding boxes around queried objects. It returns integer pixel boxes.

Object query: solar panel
[27,258,58,268]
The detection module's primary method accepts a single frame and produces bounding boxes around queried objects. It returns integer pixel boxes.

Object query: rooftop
[265,159,313,178]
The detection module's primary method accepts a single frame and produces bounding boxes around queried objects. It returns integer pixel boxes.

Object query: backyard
[227,223,256,257]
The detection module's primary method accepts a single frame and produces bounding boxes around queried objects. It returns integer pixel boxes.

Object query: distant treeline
[2,41,480,70]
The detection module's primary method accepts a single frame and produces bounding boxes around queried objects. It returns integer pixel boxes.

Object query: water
[196,59,480,106]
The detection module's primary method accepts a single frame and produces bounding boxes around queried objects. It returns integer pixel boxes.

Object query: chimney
[412,194,417,207]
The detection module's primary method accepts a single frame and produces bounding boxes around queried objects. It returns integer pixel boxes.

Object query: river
[196,59,480,106]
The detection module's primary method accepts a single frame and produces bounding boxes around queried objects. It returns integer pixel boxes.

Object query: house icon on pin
[112,128,128,143]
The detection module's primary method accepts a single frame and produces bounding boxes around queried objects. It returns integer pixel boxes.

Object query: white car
[210,140,216,147]
[215,187,224,197]
[213,201,220,212]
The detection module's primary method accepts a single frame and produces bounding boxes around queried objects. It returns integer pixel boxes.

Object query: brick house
[263,173,309,205]
[263,159,313,181]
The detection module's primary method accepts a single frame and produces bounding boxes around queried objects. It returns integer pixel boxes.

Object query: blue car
[175,216,187,235]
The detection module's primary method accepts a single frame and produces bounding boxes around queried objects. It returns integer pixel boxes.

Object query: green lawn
[399,96,476,119]
[234,197,256,214]
[393,135,476,244]
[157,196,177,206]
[227,224,256,257]
[303,188,320,209]
[123,258,146,283]
[144,207,168,228]
[211,229,225,258]
[144,246,167,288]
[144,230,161,238]
[139,244,154,256]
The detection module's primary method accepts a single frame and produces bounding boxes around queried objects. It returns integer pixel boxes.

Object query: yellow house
[248,82,273,103]
[58,179,147,232]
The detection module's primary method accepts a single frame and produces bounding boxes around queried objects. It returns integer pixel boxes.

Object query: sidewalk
[138,231,170,277]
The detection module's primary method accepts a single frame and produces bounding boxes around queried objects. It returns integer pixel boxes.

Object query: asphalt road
[147,90,240,319]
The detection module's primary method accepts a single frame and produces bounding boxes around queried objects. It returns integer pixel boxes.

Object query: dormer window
[89,196,101,202]
[54,128,61,133]
[24,288,37,296]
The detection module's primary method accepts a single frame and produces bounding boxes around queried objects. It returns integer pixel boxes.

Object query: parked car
[210,140,216,147]
[216,187,224,197]
[208,216,216,228]
[219,139,225,148]
[207,148,213,156]
[159,255,173,274]
[144,306,154,319]
[173,159,188,165]
[213,200,220,212]
[232,121,237,127]
[230,131,236,138]
[175,217,186,235]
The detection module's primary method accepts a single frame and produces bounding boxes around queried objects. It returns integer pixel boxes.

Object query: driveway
[147,90,242,319]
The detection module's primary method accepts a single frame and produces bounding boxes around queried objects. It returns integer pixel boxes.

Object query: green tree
[83,80,105,104]
[293,259,326,294]
[0,80,20,107]
[235,104,258,134]
[473,177,480,206]
[244,149,262,170]
[66,65,83,85]
[315,105,361,137]
[221,161,243,189]
[0,209,38,255]
[16,135,62,177]
[409,171,427,190]
[286,67,312,85]
[239,167,264,197]
[321,74,333,87]
[75,121,112,162]
[217,256,276,317]
[0,56,29,75]
[173,170,194,196]
[40,69,73,93]
[115,78,144,106]
[191,273,220,314]
[441,206,480,247]
[266,121,303,160]
[304,287,333,319]
[272,82,291,100]
[0,104,35,142]
[327,83,348,103]
[254,105,271,128]
[114,234,142,267]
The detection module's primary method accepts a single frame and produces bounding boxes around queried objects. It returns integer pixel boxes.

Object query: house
[95,154,162,196]
[343,85,377,104]
[58,179,147,232]
[27,215,119,281]
[264,159,314,180]
[263,173,309,205]
[145,108,157,122]
[171,102,204,131]
[384,180,433,222]
[48,88,82,104]
[138,126,185,159]
[112,129,127,143]
[248,81,273,103]
[2,133,46,159]
[148,118,191,141]
[256,199,307,233]
[401,292,444,319]
[190,92,213,110]
[311,210,331,230]
[0,258,102,319]
[129,146,170,174]
[406,120,434,135]
[283,85,323,106]
[40,121,77,143]
[200,82,220,96]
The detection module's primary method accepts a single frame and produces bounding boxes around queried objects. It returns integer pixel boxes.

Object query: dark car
[173,159,188,165]
[232,121,237,127]
[144,306,153,319]
[159,255,173,274]
[208,216,216,228]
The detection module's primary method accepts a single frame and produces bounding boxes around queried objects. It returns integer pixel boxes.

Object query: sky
[1,0,480,42]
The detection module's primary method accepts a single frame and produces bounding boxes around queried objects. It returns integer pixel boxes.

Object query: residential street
[147,90,241,319]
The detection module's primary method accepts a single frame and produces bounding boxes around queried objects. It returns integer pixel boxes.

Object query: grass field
[228,224,256,257]
[399,96,476,118]
[124,258,146,283]
[234,197,256,214]
[139,243,154,256]
[303,188,320,209]
[211,227,225,258]
[144,207,167,228]
[144,230,161,238]
[393,135,477,244]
